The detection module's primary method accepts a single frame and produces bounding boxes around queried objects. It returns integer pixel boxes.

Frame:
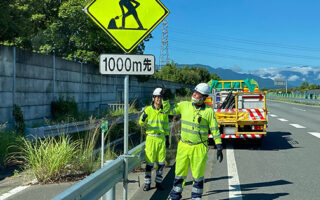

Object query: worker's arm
[139,108,148,126]
[164,114,169,136]
[130,0,140,8]
[209,111,222,145]
[162,100,182,116]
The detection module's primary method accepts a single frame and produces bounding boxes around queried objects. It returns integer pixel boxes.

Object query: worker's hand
[216,144,223,163]
[161,88,170,100]
[165,136,170,148]
[142,112,148,122]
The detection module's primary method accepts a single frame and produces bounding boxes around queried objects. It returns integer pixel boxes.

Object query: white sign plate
[99,54,155,75]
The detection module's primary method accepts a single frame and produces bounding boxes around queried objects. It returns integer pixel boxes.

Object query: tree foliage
[0,0,148,64]
[154,62,221,85]
[268,81,320,93]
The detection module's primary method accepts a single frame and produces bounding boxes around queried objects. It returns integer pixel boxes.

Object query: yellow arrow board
[84,0,169,53]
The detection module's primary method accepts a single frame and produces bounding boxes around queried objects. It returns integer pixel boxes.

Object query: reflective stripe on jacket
[164,100,221,145]
[139,104,169,137]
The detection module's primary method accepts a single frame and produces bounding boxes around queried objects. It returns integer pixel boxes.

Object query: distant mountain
[249,66,320,87]
[178,64,275,89]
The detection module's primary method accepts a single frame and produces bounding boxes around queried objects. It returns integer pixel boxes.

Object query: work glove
[216,144,223,163]
[161,88,170,100]
[165,135,169,148]
[141,112,148,122]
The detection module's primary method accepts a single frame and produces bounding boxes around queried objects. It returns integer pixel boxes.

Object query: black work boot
[143,183,151,191]
[156,182,164,190]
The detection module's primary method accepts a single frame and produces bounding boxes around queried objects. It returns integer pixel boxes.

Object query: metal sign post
[123,75,129,200]
[101,120,108,167]
[100,120,108,200]
[274,78,287,94]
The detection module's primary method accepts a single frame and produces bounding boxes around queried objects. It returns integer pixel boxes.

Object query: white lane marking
[308,132,320,139]
[290,124,306,129]
[0,186,31,200]
[293,107,306,112]
[227,144,243,200]
[277,118,288,122]
[270,114,278,117]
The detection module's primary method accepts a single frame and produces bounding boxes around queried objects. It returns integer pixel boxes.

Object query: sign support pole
[123,75,129,200]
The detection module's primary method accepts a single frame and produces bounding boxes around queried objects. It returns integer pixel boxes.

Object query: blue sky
[144,0,320,73]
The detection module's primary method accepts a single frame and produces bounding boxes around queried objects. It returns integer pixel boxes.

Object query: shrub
[51,96,78,121]
[12,104,25,134]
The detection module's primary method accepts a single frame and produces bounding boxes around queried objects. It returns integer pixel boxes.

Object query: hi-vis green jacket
[139,104,169,137]
[163,100,221,145]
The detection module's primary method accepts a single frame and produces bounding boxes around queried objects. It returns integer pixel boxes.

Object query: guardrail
[52,142,145,200]
[267,96,320,105]
[25,113,140,140]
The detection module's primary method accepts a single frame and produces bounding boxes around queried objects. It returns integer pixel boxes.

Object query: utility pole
[159,19,169,70]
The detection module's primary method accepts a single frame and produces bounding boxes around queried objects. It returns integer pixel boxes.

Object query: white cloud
[288,75,300,81]
[249,66,320,85]
[232,65,242,72]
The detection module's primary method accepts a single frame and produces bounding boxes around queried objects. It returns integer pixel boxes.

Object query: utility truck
[205,79,268,144]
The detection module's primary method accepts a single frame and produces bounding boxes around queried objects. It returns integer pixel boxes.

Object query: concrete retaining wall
[0,46,191,127]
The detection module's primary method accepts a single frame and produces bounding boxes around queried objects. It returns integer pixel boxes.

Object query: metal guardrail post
[106,160,116,200]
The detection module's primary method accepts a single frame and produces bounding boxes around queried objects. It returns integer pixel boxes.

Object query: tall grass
[0,123,22,169]
[9,117,129,183]
[17,135,79,183]
[74,118,102,174]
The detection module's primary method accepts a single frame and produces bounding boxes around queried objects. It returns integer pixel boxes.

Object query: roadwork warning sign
[84,0,169,53]
[99,54,155,75]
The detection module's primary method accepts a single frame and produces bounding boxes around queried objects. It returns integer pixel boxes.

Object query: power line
[170,37,320,60]
[170,46,309,66]
[170,28,320,52]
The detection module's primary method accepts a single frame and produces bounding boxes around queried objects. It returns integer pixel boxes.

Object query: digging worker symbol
[139,87,170,191]
[108,0,145,30]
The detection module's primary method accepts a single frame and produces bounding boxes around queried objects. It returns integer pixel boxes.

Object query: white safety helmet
[153,88,162,96]
[194,83,210,96]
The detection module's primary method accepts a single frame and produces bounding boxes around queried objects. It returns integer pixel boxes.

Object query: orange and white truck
[205,79,268,143]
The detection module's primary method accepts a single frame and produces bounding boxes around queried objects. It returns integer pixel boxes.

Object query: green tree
[308,84,319,90]
[299,81,309,90]
[0,0,147,64]
[154,62,221,85]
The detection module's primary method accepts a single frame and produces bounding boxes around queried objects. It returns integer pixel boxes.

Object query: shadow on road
[205,179,292,200]
[225,131,300,151]
[223,192,289,200]
[149,164,175,200]
[185,176,232,186]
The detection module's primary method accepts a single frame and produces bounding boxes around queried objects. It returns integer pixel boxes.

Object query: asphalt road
[2,100,320,200]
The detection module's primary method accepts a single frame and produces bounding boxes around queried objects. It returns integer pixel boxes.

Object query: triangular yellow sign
[84,0,169,53]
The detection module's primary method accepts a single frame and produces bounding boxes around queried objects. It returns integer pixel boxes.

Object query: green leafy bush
[51,96,79,121]
[12,104,25,134]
